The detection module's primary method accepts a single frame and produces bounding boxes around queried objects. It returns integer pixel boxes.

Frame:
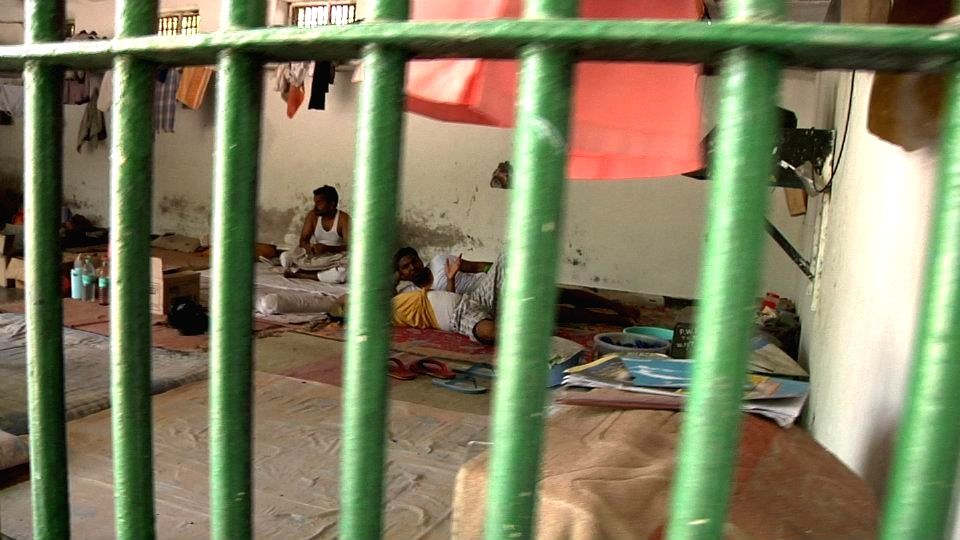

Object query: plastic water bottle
[97,264,109,306]
[71,255,83,299]
[81,256,96,302]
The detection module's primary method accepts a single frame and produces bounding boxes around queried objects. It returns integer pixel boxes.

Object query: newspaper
[563,354,808,427]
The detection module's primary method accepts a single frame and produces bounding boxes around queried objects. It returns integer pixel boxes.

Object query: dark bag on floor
[168,299,208,336]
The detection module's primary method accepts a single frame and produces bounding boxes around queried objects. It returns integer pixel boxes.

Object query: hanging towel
[274,62,309,118]
[0,84,24,117]
[63,69,89,104]
[176,66,214,110]
[275,63,308,99]
[154,68,181,133]
[97,70,112,112]
[77,75,107,152]
[405,0,705,180]
[286,84,306,118]
[308,61,335,110]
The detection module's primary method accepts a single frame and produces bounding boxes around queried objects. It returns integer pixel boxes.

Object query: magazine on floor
[563,353,808,427]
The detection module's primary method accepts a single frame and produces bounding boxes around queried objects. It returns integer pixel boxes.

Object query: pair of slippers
[388,358,490,395]
[388,357,454,380]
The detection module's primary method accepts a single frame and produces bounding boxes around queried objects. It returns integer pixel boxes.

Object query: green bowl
[623,326,674,342]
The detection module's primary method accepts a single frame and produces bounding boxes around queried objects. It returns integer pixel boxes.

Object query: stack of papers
[563,354,809,427]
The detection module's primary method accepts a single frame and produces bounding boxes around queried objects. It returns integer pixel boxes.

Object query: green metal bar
[483,1,575,539]
[667,1,784,538]
[339,0,408,537]
[208,0,264,537]
[22,0,68,537]
[109,1,157,538]
[5,20,960,72]
[879,66,960,540]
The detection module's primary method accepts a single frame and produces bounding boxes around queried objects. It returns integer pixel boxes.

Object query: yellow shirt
[392,290,440,329]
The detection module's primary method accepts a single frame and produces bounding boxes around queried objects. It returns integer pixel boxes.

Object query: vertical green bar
[109,1,157,538]
[339,0,407,537]
[209,0,264,537]
[667,1,784,539]
[483,1,575,538]
[879,67,960,540]
[22,0,68,538]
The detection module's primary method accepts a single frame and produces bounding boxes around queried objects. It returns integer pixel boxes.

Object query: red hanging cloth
[405,0,705,180]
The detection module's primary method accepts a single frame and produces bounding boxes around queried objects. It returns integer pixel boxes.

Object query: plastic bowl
[594,332,671,357]
[623,326,674,342]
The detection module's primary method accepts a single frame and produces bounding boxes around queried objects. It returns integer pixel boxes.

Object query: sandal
[387,357,416,380]
[409,358,455,380]
[432,374,488,394]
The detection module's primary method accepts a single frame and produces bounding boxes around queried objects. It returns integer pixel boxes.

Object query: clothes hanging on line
[77,78,107,152]
[176,66,215,110]
[63,30,107,105]
[286,84,305,118]
[275,62,309,118]
[307,61,335,111]
[0,81,23,117]
[96,70,112,112]
[275,62,308,99]
[155,68,181,133]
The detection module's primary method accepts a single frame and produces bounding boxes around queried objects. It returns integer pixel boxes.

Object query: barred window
[157,10,201,36]
[290,2,357,28]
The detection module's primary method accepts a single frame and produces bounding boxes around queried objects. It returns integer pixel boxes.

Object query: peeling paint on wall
[397,209,484,253]
[258,205,303,245]
[157,195,210,235]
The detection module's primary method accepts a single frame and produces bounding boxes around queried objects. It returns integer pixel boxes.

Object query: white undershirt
[310,210,344,246]
[428,254,482,294]
[427,290,461,332]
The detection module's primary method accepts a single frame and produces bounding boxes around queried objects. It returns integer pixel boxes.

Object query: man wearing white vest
[299,185,350,255]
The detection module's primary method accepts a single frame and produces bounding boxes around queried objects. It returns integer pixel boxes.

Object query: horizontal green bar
[2,20,960,71]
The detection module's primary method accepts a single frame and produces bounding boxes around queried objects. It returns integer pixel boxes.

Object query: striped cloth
[154,68,181,133]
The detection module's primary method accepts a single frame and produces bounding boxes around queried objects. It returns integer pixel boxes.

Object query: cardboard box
[151,257,200,316]
[3,255,74,293]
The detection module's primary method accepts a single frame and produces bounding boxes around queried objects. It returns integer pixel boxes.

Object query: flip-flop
[387,357,416,380]
[459,363,495,380]
[409,358,455,380]
[432,374,488,394]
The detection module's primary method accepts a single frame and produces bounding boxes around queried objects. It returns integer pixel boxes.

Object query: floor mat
[308,324,496,364]
[0,300,281,353]
[0,313,208,436]
[0,373,489,539]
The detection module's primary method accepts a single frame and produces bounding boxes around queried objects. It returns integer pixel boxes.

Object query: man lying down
[391,256,502,344]
[390,247,643,344]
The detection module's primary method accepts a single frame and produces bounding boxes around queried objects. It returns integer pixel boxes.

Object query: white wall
[798,70,959,537]
[0,0,814,300]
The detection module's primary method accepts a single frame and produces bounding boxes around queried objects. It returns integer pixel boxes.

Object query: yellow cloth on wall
[392,290,439,330]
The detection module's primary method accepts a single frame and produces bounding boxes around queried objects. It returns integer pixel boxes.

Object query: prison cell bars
[4,0,959,538]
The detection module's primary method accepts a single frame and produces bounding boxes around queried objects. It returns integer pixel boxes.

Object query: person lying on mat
[299,185,350,255]
[394,246,489,294]
[392,246,640,325]
[392,266,497,344]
